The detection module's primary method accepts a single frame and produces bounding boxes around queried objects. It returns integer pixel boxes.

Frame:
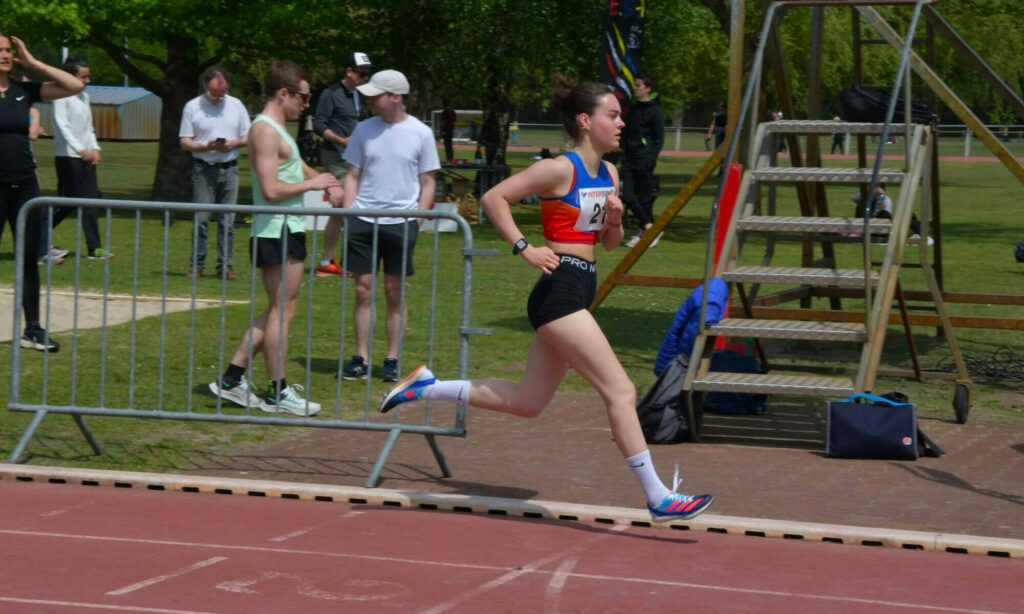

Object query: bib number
[574,187,615,233]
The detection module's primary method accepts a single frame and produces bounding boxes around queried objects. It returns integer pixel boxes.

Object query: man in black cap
[314,52,371,276]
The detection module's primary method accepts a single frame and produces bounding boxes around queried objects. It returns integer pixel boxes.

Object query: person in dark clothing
[440,98,456,162]
[313,52,371,277]
[620,74,665,248]
[0,32,84,352]
[706,102,726,149]
[830,116,845,154]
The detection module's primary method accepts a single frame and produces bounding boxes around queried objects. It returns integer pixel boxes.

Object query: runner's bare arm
[481,157,569,274]
[249,122,338,203]
[600,161,624,250]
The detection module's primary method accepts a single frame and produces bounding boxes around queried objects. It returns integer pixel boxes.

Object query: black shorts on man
[345,217,418,276]
[526,254,597,330]
[250,231,306,268]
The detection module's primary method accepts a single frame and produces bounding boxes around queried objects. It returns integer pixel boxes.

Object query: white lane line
[1,529,1013,614]
[0,596,220,613]
[106,556,229,596]
[543,557,578,614]
[268,511,362,542]
[40,501,94,517]
[420,524,627,614]
[268,528,313,542]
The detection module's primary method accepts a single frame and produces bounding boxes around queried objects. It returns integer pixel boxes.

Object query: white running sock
[319,259,331,266]
[420,379,470,404]
[626,449,671,506]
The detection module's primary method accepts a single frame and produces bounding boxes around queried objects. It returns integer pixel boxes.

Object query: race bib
[574,186,616,233]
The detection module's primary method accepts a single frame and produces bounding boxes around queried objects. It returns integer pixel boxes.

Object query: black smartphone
[215,137,226,143]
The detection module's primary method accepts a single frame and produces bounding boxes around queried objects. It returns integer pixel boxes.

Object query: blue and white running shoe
[647,466,714,522]
[378,365,436,413]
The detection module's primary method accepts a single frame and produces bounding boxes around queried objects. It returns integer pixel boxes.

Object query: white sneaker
[261,384,321,417]
[624,235,641,248]
[209,377,261,408]
[649,231,664,247]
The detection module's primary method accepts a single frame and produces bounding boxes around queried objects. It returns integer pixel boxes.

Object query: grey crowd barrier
[7,197,497,486]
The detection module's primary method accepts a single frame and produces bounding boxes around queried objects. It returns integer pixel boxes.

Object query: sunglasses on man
[287,89,311,103]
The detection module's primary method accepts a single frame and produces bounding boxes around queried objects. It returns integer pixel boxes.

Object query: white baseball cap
[356,69,410,96]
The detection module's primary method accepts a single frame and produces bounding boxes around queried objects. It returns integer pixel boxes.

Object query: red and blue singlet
[540,152,616,245]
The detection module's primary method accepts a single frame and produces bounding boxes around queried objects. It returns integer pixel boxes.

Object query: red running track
[0,480,1021,614]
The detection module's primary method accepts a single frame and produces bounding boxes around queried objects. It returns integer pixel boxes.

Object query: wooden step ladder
[682,119,971,440]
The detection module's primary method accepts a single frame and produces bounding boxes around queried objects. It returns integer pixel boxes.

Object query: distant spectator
[775,110,786,152]
[440,98,456,162]
[851,183,929,244]
[49,57,112,260]
[706,102,726,149]
[313,52,372,277]
[831,116,845,154]
[179,68,251,280]
[620,74,664,248]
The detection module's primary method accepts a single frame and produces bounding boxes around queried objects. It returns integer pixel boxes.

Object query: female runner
[378,76,712,522]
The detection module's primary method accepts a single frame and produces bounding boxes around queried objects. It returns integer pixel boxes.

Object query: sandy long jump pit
[0,288,246,344]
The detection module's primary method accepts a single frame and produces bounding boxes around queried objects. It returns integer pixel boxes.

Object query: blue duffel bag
[826,393,942,460]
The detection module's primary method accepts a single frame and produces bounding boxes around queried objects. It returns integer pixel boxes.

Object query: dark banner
[599,0,646,109]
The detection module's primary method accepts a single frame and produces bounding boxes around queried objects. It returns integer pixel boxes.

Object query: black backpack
[840,86,934,125]
[705,349,767,415]
[636,354,690,444]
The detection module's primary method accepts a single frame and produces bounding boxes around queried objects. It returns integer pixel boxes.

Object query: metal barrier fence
[8,197,496,486]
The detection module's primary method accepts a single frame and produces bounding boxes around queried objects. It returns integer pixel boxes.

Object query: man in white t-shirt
[179,68,251,280]
[338,70,440,382]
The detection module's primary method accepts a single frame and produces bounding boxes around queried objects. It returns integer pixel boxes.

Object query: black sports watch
[512,237,529,255]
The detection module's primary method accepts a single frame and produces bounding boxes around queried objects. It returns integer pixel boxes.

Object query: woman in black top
[0,32,83,351]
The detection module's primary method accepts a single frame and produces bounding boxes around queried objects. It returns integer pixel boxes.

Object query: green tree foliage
[9,0,354,201]
[353,0,603,165]
[9,0,1023,202]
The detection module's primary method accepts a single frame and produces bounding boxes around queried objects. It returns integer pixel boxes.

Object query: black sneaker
[341,355,368,380]
[380,358,399,382]
[21,324,59,352]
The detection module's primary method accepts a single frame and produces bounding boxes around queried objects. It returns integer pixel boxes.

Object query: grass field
[1,134,1021,471]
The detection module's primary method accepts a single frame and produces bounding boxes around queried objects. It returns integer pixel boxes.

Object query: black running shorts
[250,231,306,268]
[526,254,597,330]
[345,217,418,276]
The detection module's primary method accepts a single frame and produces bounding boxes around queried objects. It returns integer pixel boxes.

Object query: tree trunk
[151,34,202,203]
